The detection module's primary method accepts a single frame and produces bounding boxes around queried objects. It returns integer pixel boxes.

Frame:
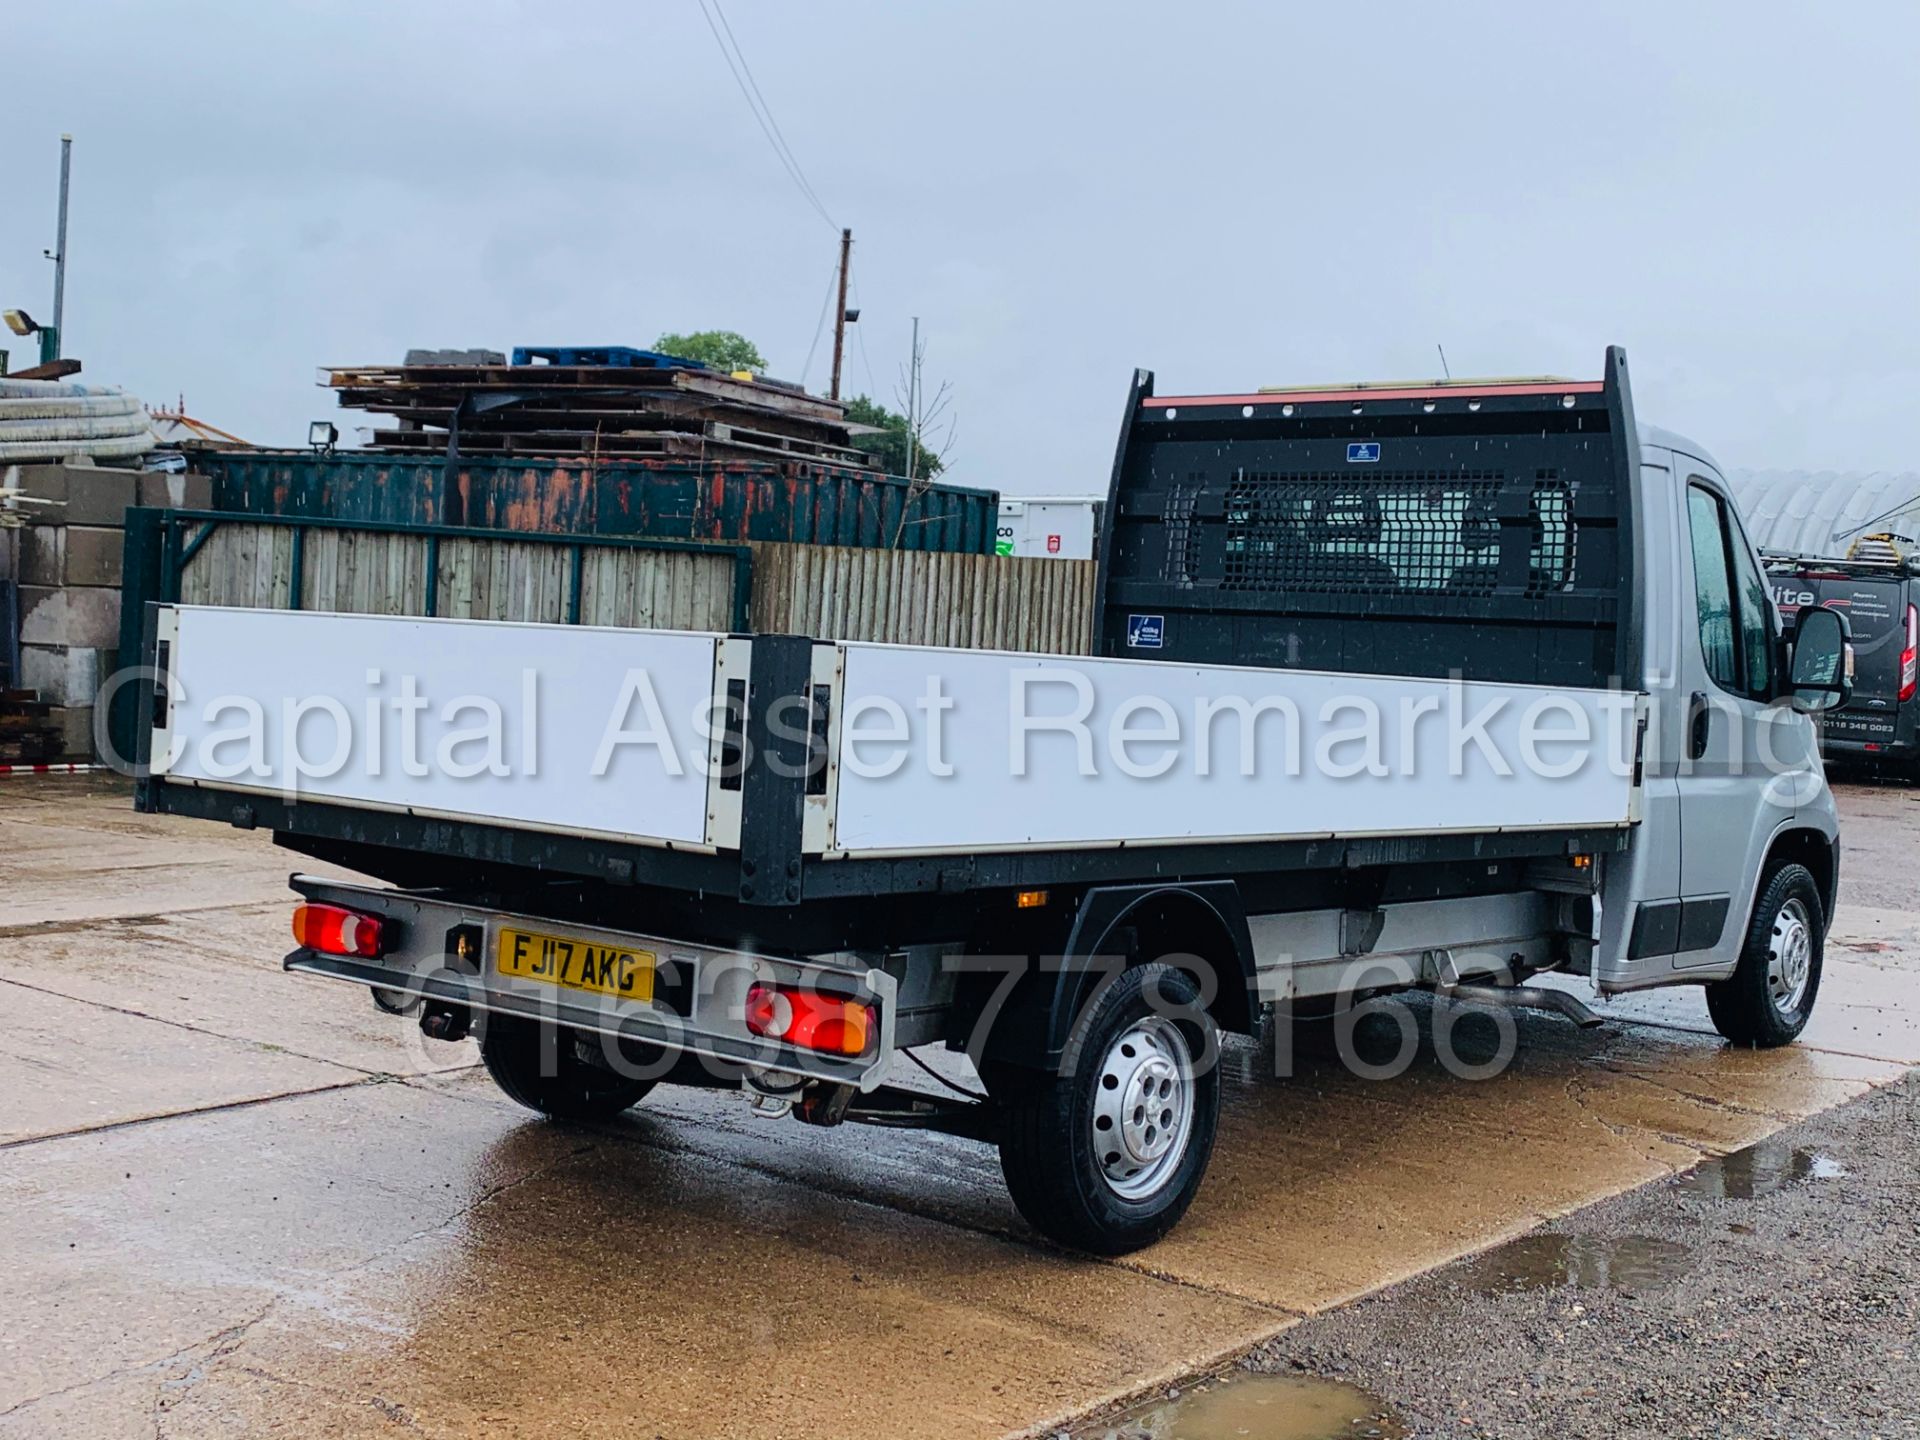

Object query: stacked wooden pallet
[324,358,877,468]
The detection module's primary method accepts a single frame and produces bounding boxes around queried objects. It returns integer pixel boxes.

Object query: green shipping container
[194,451,998,554]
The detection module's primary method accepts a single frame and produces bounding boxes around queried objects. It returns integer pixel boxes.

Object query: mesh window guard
[1526,471,1577,595]
[1162,477,1203,586]
[1199,470,1582,596]
[1220,471,1505,593]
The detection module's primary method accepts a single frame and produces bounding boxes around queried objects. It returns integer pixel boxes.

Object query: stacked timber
[325,349,875,468]
[0,690,64,763]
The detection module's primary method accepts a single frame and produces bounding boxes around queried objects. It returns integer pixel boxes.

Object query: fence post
[111,507,168,766]
[731,546,754,633]
[287,526,306,610]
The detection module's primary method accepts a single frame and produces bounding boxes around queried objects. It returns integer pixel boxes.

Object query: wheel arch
[973,881,1258,1074]
[1760,826,1839,937]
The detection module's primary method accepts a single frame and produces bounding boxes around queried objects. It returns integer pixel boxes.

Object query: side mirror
[1785,605,1853,712]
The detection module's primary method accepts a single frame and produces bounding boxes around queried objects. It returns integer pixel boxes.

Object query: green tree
[653,330,767,373]
[844,394,945,479]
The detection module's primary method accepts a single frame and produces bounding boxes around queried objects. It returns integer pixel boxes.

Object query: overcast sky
[4,1,1916,494]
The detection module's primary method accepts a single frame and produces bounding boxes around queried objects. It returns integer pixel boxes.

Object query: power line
[693,0,837,232]
[709,0,835,225]
[799,258,840,387]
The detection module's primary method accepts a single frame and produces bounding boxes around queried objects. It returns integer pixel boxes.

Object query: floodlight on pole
[2,307,58,365]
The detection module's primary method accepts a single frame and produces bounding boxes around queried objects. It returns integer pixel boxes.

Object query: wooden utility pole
[828,227,851,401]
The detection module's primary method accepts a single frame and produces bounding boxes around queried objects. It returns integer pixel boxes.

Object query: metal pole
[828,227,851,401]
[905,316,919,483]
[49,135,72,357]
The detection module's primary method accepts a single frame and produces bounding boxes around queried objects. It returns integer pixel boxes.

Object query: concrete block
[62,525,122,586]
[45,705,96,761]
[18,585,122,648]
[19,525,124,588]
[19,526,55,586]
[6,463,139,527]
[137,471,213,511]
[19,645,111,707]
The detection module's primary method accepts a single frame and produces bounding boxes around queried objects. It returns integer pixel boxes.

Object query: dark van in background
[1767,535,1920,770]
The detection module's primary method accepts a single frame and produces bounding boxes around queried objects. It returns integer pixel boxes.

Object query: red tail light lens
[292,903,386,959]
[744,982,874,1057]
[1900,604,1917,703]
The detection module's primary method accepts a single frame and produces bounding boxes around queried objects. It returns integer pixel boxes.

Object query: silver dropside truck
[136,347,1852,1253]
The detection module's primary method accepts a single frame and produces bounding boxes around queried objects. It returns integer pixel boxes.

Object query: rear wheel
[1706,862,1823,1048]
[480,1013,661,1120]
[992,964,1221,1254]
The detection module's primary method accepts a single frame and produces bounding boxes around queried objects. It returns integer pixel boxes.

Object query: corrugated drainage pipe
[0,378,155,462]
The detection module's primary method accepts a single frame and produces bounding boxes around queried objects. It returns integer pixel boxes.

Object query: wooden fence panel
[749,542,1095,654]
[174,525,1089,651]
[177,523,738,633]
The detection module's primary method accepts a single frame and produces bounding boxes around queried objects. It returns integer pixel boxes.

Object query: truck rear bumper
[286,875,897,1090]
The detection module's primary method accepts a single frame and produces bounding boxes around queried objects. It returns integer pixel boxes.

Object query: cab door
[1672,466,1794,970]
[1599,452,1685,992]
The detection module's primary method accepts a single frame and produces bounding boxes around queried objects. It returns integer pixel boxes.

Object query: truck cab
[1600,427,1840,991]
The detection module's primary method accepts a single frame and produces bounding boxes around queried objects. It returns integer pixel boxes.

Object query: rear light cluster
[292,903,387,959]
[1900,604,1917,703]
[744,982,873,1057]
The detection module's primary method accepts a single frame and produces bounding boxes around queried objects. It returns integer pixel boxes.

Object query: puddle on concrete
[1674,1140,1848,1198]
[1081,1373,1405,1440]
[1457,1233,1691,1296]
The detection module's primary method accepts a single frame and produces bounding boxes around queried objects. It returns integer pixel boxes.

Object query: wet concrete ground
[1236,1072,1920,1439]
[2,777,1918,1438]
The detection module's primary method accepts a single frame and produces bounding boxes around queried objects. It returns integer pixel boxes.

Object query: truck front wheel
[1706,862,1824,1048]
[480,1014,660,1121]
[991,963,1221,1254]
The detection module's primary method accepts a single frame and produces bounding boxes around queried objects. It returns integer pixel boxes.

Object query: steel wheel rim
[1090,1016,1195,1201]
[1767,897,1814,1015]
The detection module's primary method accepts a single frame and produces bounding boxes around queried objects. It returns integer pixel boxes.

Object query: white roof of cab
[1640,423,1724,477]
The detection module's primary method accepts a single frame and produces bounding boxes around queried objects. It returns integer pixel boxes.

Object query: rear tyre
[1706,862,1823,1049]
[992,964,1221,1255]
[480,1013,660,1120]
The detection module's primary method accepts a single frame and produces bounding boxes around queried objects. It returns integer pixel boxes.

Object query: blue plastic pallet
[510,345,709,371]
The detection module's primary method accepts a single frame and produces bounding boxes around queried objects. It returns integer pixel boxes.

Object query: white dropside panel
[828,644,1641,856]
[154,607,723,848]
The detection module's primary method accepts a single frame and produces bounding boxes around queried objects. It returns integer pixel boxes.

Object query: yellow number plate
[495,927,655,1005]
